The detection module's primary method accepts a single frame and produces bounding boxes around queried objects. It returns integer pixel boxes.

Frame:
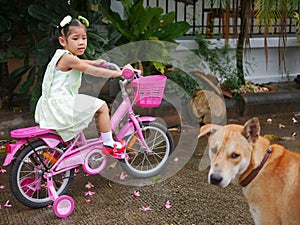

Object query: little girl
[35,15,131,158]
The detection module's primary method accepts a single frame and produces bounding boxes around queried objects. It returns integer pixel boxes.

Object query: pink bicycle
[3,63,174,218]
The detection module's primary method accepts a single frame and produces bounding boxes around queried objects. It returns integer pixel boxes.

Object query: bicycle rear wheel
[9,140,74,208]
[121,122,174,178]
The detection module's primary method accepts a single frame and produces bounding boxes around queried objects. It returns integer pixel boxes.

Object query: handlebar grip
[99,62,108,68]
[122,68,134,79]
[99,62,121,71]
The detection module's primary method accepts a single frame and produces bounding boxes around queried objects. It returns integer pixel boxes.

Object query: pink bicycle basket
[131,75,167,108]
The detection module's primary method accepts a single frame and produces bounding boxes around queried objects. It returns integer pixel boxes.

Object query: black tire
[9,140,74,209]
[121,122,174,178]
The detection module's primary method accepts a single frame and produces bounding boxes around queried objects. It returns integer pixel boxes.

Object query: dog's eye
[231,153,240,159]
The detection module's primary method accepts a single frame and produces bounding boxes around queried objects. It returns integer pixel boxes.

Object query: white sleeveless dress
[35,49,104,141]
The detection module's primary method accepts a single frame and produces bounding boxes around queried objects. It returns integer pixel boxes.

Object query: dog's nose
[210,173,223,185]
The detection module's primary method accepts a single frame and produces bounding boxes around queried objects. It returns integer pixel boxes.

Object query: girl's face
[59,25,87,56]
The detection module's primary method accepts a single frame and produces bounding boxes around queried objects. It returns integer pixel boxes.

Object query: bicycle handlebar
[99,62,142,80]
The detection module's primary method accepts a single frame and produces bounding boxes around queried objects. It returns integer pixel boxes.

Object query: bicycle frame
[4,64,172,218]
[49,76,154,174]
[4,69,155,177]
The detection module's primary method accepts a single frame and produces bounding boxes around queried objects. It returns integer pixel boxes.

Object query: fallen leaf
[108,161,118,169]
[151,174,161,184]
[264,134,280,141]
[107,180,113,188]
[168,127,180,132]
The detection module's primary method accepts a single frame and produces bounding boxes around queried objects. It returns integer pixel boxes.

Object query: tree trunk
[0,61,12,109]
[236,0,251,85]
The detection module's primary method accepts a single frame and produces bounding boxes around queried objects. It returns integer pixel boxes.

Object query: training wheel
[53,195,74,218]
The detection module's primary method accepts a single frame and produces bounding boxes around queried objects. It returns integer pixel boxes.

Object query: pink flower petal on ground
[0,185,5,189]
[4,200,11,208]
[85,199,92,203]
[84,190,95,196]
[119,171,127,180]
[140,205,152,211]
[163,200,171,209]
[173,157,179,162]
[133,191,140,198]
[85,181,94,189]
[0,168,7,174]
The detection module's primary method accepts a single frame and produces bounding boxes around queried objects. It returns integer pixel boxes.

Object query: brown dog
[198,117,300,225]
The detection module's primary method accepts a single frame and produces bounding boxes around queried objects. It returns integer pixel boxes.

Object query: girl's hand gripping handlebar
[99,62,141,80]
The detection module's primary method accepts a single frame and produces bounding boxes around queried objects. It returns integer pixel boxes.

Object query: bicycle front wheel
[9,140,74,209]
[121,122,174,178]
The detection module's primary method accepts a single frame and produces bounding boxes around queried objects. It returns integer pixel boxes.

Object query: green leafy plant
[166,69,199,102]
[99,0,190,43]
[8,0,110,111]
[0,0,26,108]
[195,34,239,90]
[98,0,190,73]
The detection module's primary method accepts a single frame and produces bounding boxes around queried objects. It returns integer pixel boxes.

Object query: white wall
[177,37,300,84]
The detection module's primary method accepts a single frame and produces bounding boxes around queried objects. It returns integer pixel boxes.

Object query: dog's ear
[242,117,260,142]
[198,124,220,138]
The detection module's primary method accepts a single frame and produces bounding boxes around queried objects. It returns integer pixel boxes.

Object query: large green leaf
[160,12,176,26]
[8,45,24,58]
[154,21,190,41]
[0,15,11,33]
[35,37,51,52]
[18,67,36,95]
[30,69,44,112]
[100,6,131,40]
[9,65,32,90]
[121,0,140,16]
[133,6,163,38]
[88,32,108,45]
[28,5,58,24]
[0,50,7,63]
[0,32,11,42]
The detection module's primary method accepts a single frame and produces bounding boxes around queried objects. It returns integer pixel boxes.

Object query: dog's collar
[240,147,272,187]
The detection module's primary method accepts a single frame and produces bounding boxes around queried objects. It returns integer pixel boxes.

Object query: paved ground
[0,111,300,225]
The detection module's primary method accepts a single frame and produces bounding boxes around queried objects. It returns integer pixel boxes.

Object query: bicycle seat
[10,126,56,138]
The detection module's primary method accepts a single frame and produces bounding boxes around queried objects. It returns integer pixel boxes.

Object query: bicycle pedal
[112,152,128,160]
